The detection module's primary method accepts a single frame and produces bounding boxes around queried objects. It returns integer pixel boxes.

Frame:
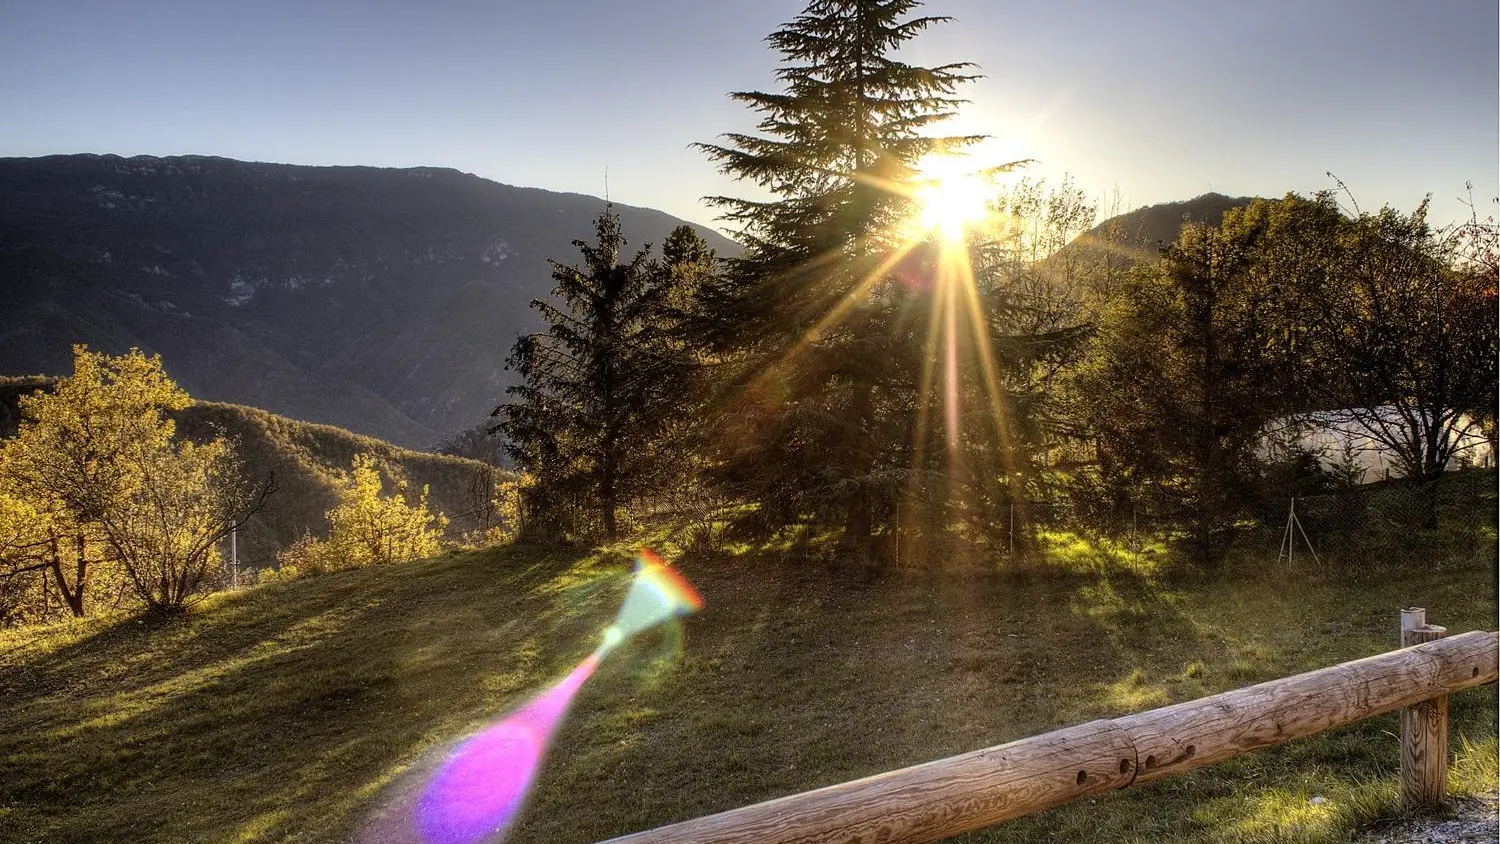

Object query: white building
[1260,408,1494,483]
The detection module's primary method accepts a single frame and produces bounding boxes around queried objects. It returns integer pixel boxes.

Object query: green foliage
[495,209,708,540]
[696,0,979,247]
[659,224,722,328]
[1282,196,1498,487]
[277,453,446,572]
[1077,204,1309,560]
[1079,193,1499,554]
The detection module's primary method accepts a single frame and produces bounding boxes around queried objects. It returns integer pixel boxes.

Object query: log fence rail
[597,610,1498,844]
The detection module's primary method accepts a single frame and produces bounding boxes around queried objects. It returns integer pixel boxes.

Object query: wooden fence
[597,610,1498,844]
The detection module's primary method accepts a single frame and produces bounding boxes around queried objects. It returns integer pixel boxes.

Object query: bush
[275,454,448,571]
[258,563,300,584]
[274,532,342,576]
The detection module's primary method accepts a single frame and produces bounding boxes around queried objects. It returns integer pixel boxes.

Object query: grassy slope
[0,536,1494,844]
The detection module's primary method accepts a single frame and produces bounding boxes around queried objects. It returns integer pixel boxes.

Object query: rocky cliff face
[0,154,737,448]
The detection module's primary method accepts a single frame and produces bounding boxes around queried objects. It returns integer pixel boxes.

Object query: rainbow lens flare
[603,548,704,647]
[365,549,702,844]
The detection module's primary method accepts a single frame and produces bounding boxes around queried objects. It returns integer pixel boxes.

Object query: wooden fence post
[1399,607,1448,808]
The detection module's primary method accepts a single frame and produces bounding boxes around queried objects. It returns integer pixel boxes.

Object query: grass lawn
[0,536,1494,844]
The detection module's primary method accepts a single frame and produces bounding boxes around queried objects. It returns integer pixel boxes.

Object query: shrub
[275,454,448,571]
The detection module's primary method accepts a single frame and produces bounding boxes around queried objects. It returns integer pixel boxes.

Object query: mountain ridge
[0,153,738,447]
[1053,191,1259,268]
[1,154,1257,448]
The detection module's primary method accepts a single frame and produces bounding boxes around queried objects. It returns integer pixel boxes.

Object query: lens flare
[608,548,704,645]
[362,550,701,844]
[415,653,601,844]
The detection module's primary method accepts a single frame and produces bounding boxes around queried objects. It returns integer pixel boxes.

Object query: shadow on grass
[0,544,638,844]
[1,538,1494,844]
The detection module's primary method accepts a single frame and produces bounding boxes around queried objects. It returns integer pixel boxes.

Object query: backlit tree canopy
[0,347,271,617]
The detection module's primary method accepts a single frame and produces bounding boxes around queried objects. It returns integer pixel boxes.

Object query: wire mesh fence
[1012,467,1498,570]
[1231,474,1498,568]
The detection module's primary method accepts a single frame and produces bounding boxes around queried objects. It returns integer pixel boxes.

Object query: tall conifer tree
[495,207,683,540]
[696,0,982,557]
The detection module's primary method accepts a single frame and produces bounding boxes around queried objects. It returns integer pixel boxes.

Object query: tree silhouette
[695,0,983,559]
[494,208,688,539]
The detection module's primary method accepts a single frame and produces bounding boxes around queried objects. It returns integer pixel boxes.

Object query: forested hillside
[0,154,737,447]
[0,376,498,568]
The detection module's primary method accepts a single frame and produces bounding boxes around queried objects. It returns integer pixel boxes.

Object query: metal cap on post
[1399,607,1449,808]
[1400,607,1426,638]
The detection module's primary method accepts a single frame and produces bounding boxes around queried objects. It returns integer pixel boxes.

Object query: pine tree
[695,0,983,558]
[494,207,687,540]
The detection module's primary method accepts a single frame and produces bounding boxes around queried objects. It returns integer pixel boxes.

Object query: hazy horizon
[3,0,1496,230]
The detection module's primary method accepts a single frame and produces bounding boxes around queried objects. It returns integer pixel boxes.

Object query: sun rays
[717,152,1032,557]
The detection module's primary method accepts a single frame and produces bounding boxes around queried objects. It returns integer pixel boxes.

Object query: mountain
[0,154,738,448]
[1054,192,1258,268]
[0,376,500,568]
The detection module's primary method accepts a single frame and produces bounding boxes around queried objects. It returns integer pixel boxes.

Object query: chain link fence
[1014,466,1498,570]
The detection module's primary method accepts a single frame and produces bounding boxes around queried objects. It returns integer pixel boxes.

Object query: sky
[2,0,1496,232]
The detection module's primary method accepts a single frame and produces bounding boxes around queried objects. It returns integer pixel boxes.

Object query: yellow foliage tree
[103,436,272,611]
[0,346,270,617]
[0,490,53,623]
[0,347,184,616]
[279,454,446,572]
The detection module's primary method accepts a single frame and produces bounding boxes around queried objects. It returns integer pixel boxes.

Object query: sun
[915,170,992,241]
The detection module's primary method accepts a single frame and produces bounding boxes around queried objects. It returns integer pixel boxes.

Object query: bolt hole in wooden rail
[597,611,1498,844]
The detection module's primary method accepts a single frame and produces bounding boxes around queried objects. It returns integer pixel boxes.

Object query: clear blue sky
[2,0,1495,231]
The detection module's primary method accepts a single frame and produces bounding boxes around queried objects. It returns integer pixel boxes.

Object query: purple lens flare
[415,651,602,844]
[361,550,703,844]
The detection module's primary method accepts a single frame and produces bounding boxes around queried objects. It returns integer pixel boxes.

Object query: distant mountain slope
[0,154,738,447]
[0,377,499,566]
[1055,192,1257,268]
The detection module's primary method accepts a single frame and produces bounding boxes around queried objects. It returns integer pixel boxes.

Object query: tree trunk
[602,484,618,539]
[1416,471,1442,531]
[73,534,87,613]
[47,534,85,617]
[600,434,619,541]
[839,487,873,563]
[1417,419,1447,530]
[839,375,876,564]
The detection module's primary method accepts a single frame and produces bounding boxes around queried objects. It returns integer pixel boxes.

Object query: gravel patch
[1354,792,1498,844]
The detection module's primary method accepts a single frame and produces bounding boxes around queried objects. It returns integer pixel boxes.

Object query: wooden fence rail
[598,622,1498,844]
